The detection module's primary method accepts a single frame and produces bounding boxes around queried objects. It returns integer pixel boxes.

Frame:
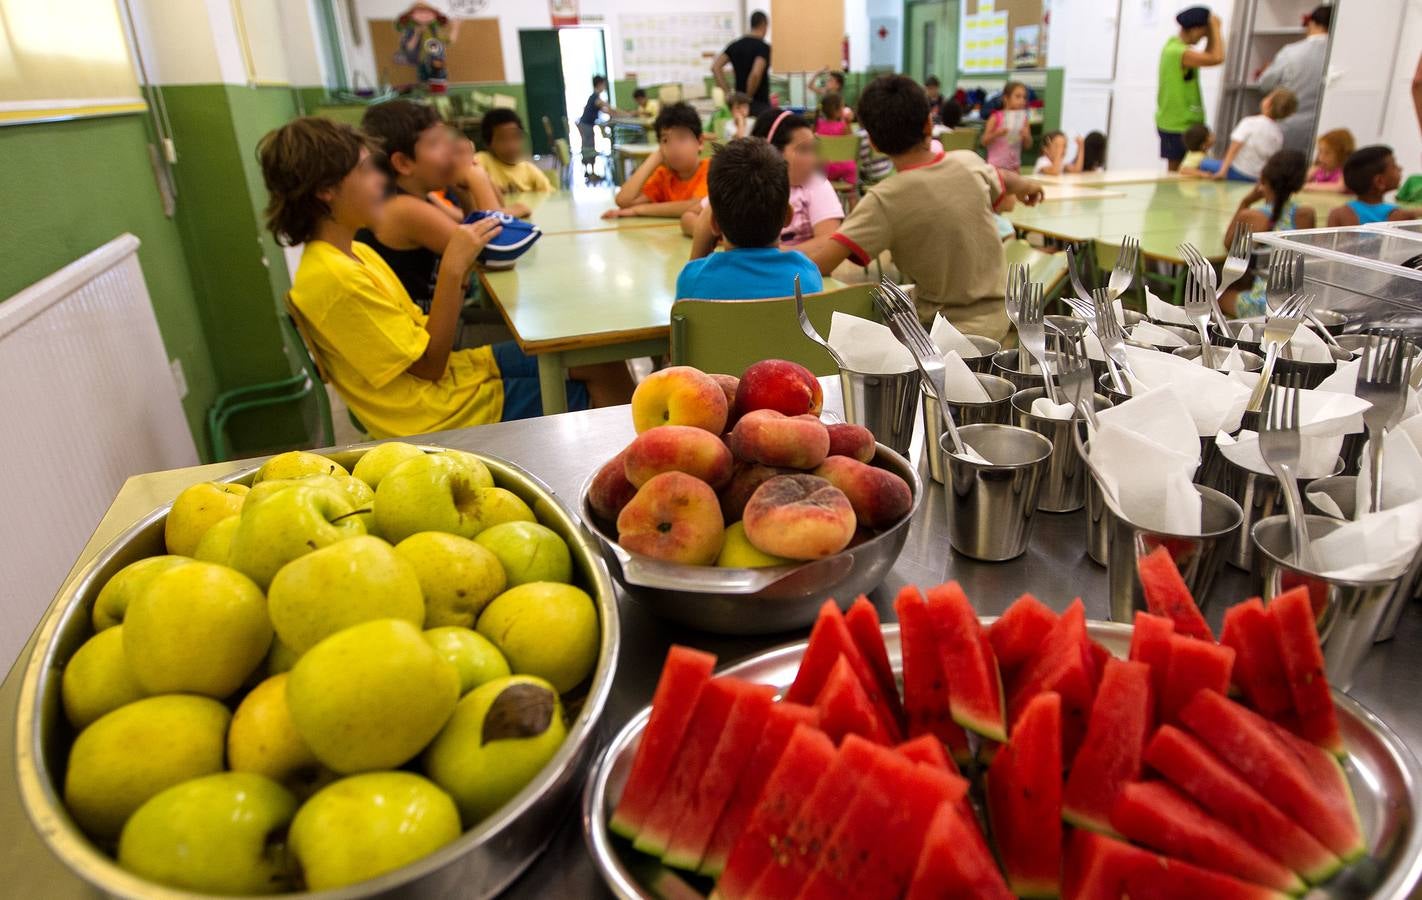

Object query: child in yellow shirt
[475,109,554,193]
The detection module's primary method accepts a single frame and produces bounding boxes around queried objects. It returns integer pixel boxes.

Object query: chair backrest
[1003,239,1070,299]
[657,84,682,103]
[282,293,331,385]
[939,129,978,152]
[670,283,876,376]
[816,133,861,164]
[540,115,556,147]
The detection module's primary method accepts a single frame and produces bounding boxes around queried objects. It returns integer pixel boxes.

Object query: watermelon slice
[700,702,819,877]
[1179,691,1363,861]
[1144,725,1341,884]
[717,725,837,899]
[988,592,1059,674]
[908,801,1015,900]
[1129,611,1175,722]
[1110,781,1306,894]
[745,735,877,899]
[814,654,890,745]
[786,600,902,742]
[1268,586,1343,756]
[845,596,906,730]
[1064,830,1290,900]
[635,677,742,855]
[1063,657,1152,834]
[986,690,1062,898]
[612,645,716,838]
[1160,632,1236,724]
[1137,545,1214,640]
[1220,599,1292,717]
[662,681,777,870]
[1265,720,1364,865]
[894,586,972,764]
[1008,599,1095,759]
[897,733,957,773]
[1087,639,1111,691]
[925,582,1007,741]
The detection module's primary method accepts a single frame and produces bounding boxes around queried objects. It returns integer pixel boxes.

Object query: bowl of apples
[579,360,922,635]
[15,444,619,898]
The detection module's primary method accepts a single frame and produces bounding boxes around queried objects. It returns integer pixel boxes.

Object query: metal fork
[793,274,849,369]
[1264,249,1343,351]
[1259,372,1316,569]
[1091,287,1132,394]
[1179,242,1231,333]
[1356,328,1414,515]
[1219,225,1253,298]
[1065,244,1096,316]
[1017,280,1062,403]
[872,282,967,456]
[1005,262,1028,330]
[1182,265,1217,369]
[1107,236,1139,302]
[1245,292,1312,413]
[1057,336,1099,431]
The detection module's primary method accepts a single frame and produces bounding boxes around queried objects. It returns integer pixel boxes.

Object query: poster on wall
[960,11,1009,73]
[619,12,738,87]
[550,0,578,27]
[1012,24,1040,68]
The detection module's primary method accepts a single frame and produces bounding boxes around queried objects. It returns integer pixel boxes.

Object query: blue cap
[1176,6,1210,28]
[462,210,542,270]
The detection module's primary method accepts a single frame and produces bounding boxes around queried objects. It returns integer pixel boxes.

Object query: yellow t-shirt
[475,151,553,193]
[290,241,503,437]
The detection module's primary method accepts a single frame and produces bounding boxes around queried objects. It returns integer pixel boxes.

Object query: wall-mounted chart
[619,11,738,88]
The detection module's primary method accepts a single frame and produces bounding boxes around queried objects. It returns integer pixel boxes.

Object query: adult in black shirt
[713,11,772,116]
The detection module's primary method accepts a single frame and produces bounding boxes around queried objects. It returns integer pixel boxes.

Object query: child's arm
[808,68,828,97]
[1019,118,1033,148]
[1211,140,1244,180]
[407,219,502,381]
[790,218,842,260]
[1326,205,1359,227]
[1066,136,1085,173]
[1000,170,1046,206]
[1295,207,1317,229]
[428,193,464,223]
[980,113,1002,146]
[611,148,662,208]
[1236,185,1265,210]
[381,195,461,254]
[688,204,719,260]
[612,199,702,219]
[1390,207,1422,221]
[744,56,768,104]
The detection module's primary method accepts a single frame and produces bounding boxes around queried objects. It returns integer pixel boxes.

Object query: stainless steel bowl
[15,445,620,900]
[578,445,921,635]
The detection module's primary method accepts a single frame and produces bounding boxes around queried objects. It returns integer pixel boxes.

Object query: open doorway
[559,27,613,181]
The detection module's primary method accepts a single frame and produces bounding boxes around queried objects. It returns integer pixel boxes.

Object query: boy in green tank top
[1156,7,1225,171]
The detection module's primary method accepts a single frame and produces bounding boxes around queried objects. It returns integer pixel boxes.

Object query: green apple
[253,450,348,483]
[289,772,461,891]
[164,481,249,556]
[267,535,424,654]
[286,619,459,773]
[265,635,299,675]
[373,455,534,544]
[123,562,272,698]
[228,674,323,793]
[423,627,511,695]
[474,521,573,586]
[64,695,230,840]
[228,481,366,588]
[118,772,298,894]
[435,449,495,488]
[193,515,240,564]
[91,555,190,632]
[477,583,599,694]
[394,532,506,628]
[61,626,146,729]
[423,675,567,825]
[351,441,425,489]
[333,473,376,531]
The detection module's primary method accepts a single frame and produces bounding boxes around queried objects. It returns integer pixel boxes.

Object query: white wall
[127,0,248,85]
[1316,0,1422,171]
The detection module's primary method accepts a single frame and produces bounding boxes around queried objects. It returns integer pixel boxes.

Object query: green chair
[670,284,876,375]
[1004,239,1069,303]
[817,133,862,210]
[939,130,978,152]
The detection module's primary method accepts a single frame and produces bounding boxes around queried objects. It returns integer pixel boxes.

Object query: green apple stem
[330,508,372,524]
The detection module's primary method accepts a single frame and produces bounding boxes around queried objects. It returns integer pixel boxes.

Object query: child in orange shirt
[603,102,709,219]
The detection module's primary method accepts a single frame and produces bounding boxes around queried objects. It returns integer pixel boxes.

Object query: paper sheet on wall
[620,13,739,88]
[961,11,1009,73]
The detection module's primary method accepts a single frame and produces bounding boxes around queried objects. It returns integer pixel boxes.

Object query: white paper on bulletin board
[619,12,739,88]
[960,11,1009,73]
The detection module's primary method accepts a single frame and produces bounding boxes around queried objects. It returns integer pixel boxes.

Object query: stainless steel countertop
[4,391,1419,898]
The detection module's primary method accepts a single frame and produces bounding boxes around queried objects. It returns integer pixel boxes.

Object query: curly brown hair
[257,117,376,246]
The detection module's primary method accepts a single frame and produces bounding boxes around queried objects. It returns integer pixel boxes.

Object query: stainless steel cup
[1085,470,1109,566]
[961,335,1003,373]
[1253,514,1405,691]
[943,424,1053,562]
[1172,344,1265,372]
[1126,322,1201,353]
[1097,371,1132,407]
[839,367,921,457]
[922,373,1015,484]
[991,349,1048,393]
[1106,484,1243,623]
[1217,454,1344,571]
[1010,387,1113,513]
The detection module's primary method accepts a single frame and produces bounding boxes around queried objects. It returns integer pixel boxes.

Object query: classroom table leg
[537,353,569,415]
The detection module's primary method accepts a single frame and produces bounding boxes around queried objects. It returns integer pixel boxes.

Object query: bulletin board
[769,0,845,73]
[962,0,1045,71]
[367,17,506,86]
[0,0,145,125]
[619,12,738,87]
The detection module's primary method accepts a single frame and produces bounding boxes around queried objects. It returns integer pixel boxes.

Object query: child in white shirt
[1198,89,1296,182]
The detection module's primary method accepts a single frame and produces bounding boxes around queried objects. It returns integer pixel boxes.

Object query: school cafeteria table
[3,382,1419,899]
[611,142,658,184]
[510,191,681,235]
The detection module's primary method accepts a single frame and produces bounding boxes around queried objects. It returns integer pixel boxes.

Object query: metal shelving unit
[1215,0,1334,150]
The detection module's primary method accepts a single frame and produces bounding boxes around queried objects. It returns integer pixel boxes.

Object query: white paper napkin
[1357,412,1422,512]
[828,312,916,374]
[1309,496,1422,581]
[930,314,983,359]
[1317,359,1422,421]
[1130,321,1190,348]
[1030,398,1076,419]
[1306,485,1348,519]
[942,350,991,402]
[1236,320,1336,363]
[1081,327,1107,362]
[1145,290,1191,325]
[1188,345,1249,372]
[1070,297,1124,326]
[1089,418,1201,533]
[1122,346,1252,436]
[1215,430,1344,479]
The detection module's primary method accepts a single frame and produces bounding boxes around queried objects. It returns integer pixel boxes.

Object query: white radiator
[0,234,198,670]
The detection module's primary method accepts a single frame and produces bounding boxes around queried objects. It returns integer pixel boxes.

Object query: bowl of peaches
[578,360,921,635]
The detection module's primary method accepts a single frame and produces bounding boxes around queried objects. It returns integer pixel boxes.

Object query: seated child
[810,69,855,121]
[632,88,659,119]
[723,92,754,141]
[604,102,709,219]
[1221,149,1316,318]
[1178,123,1213,175]
[1080,130,1107,172]
[815,93,858,185]
[938,99,964,129]
[677,138,824,300]
[1327,145,1422,225]
[1304,128,1355,192]
[475,109,554,193]
[980,80,1032,173]
[925,75,944,123]
[1034,130,1084,175]
[809,75,1045,341]
[258,117,632,435]
[1199,88,1295,182]
[433,132,530,221]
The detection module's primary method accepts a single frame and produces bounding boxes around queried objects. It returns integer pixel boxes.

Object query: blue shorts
[1197,158,1256,182]
[491,341,590,420]
[1158,129,1187,162]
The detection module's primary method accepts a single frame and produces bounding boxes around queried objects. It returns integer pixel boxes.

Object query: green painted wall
[0,113,219,458]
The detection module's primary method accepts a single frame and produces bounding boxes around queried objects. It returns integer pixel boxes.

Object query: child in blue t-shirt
[677,137,824,300]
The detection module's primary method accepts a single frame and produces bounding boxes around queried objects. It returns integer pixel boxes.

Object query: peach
[710,373,739,412]
[589,449,638,521]
[631,366,728,434]
[729,409,830,470]
[813,455,913,529]
[742,475,856,560]
[624,425,734,489]
[735,359,823,418]
[719,461,793,522]
[825,423,876,463]
[616,472,725,565]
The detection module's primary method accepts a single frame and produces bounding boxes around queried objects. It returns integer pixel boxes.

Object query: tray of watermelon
[583,554,1422,899]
